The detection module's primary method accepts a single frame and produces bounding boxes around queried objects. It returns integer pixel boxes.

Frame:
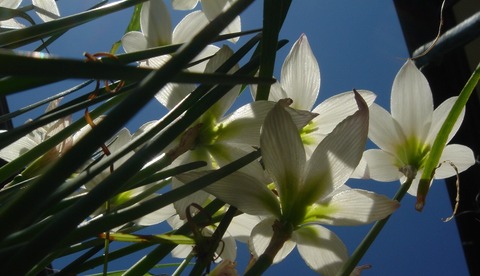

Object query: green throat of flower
[395,136,431,174]
[300,120,319,145]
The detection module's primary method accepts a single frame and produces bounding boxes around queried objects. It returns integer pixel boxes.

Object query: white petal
[361,149,402,182]
[302,92,369,202]
[435,144,475,179]
[280,34,320,111]
[173,10,208,43]
[141,0,172,47]
[171,0,198,10]
[177,171,281,217]
[121,31,148,53]
[314,189,399,226]
[368,103,405,154]
[135,202,176,226]
[217,101,275,146]
[172,177,211,220]
[249,218,296,263]
[228,214,262,243]
[293,224,348,276]
[0,135,38,162]
[202,46,240,119]
[201,0,241,42]
[32,0,60,22]
[391,60,433,140]
[0,0,22,9]
[0,18,26,29]
[261,101,306,208]
[312,90,376,138]
[426,96,465,145]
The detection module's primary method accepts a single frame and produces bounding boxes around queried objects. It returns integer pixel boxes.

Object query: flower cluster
[0,1,476,276]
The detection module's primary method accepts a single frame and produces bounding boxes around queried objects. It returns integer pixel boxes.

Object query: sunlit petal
[121,31,148,53]
[312,189,399,226]
[368,103,405,154]
[435,144,475,179]
[171,0,198,10]
[249,218,296,263]
[141,0,172,47]
[217,101,275,145]
[391,60,433,140]
[312,90,376,138]
[261,101,306,208]
[173,10,208,43]
[426,96,465,145]
[361,149,401,181]
[32,0,60,22]
[302,92,368,202]
[178,171,281,217]
[294,224,348,276]
[280,34,320,111]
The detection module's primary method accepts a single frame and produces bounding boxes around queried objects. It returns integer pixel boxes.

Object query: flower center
[300,121,319,145]
[395,136,430,173]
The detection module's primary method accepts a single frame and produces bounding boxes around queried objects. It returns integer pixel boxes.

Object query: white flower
[170,0,241,42]
[251,34,377,157]
[0,0,60,29]
[178,95,399,275]
[0,99,71,170]
[353,59,475,195]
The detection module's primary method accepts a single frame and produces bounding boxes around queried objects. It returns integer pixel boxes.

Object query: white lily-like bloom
[178,95,399,275]
[353,59,475,195]
[0,99,71,175]
[252,34,377,157]
[121,0,220,105]
[0,0,59,29]
[154,45,315,219]
[170,0,240,42]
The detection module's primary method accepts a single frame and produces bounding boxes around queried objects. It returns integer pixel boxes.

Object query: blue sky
[7,1,469,275]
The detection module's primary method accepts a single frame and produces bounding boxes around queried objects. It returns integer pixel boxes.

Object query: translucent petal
[312,189,399,226]
[141,0,172,47]
[302,92,369,203]
[32,0,60,22]
[294,224,348,276]
[177,171,281,217]
[312,90,376,138]
[172,178,211,220]
[391,60,433,140]
[368,103,405,154]
[135,202,176,226]
[0,135,38,162]
[201,0,241,42]
[0,0,22,9]
[261,101,306,209]
[217,101,275,145]
[173,10,208,43]
[249,218,296,263]
[435,144,475,179]
[362,149,401,182]
[171,0,198,10]
[426,96,465,145]
[203,46,240,119]
[121,31,148,53]
[228,214,262,243]
[280,34,320,111]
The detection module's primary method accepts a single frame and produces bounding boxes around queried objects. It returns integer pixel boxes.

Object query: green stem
[336,176,414,276]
